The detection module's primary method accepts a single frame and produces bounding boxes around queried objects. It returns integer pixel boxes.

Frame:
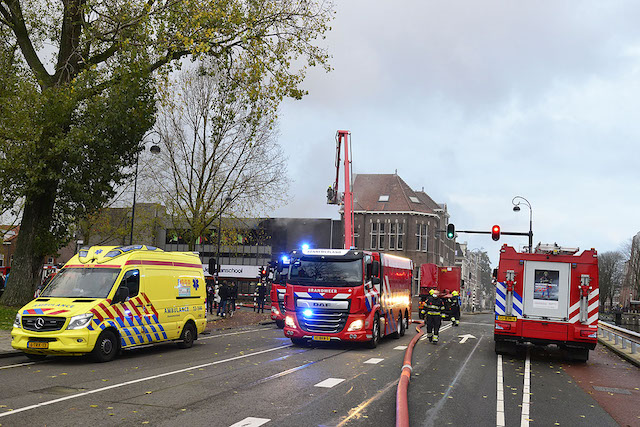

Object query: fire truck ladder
[327,130,354,249]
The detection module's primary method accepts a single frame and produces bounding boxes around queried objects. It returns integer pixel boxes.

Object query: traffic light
[208,258,217,275]
[446,223,455,239]
[491,225,501,241]
[260,266,267,278]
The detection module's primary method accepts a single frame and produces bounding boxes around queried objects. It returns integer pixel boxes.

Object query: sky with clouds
[270,1,640,265]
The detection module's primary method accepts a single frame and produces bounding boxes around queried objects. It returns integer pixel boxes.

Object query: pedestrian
[214,283,220,310]
[228,281,238,317]
[206,281,215,314]
[418,295,427,320]
[425,289,445,344]
[217,280,229,317]
[255,280,267,314]
[450,290,461,327]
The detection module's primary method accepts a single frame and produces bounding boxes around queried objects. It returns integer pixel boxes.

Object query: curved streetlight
[130,143,161,245]
[512,195,533,253]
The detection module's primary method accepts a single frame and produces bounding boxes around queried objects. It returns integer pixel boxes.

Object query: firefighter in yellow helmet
[450,290,461,327]
[425,289,445,344]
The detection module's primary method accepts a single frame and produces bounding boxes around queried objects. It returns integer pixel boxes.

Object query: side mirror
[372,260,380,277]
[113,287,129,305]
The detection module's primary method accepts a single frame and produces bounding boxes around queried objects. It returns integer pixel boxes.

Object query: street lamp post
[215,196,233,282]
[130,144,161,245]
[512,195,533,253]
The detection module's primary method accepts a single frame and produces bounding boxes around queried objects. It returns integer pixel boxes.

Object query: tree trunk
[0,188,56,306]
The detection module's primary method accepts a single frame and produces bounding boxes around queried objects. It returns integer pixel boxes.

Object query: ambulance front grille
[22,316,66,332]
[298,311,348,334]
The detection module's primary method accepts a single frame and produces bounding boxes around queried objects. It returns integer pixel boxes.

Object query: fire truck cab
[494,244,599,362]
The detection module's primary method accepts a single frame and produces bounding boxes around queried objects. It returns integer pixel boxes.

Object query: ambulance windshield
[289,259,362,287]
[40,268,121,298]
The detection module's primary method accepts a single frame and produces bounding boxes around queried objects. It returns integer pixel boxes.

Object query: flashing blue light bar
[301,243,310,251]
[281,255,290,264]
[303,309,313,317]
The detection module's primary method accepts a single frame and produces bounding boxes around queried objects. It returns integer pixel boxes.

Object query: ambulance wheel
[276,319,285,329]
[177,322,196,349]
[367,314,380,348]
[92,330,119,363]
[25,353,47,361]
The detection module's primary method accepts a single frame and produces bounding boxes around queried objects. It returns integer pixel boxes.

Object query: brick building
[347,173,456,295]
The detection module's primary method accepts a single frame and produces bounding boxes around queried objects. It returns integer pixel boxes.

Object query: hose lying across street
[396,320,426,427]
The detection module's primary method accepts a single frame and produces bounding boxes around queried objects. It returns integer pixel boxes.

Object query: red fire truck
[494,243,599,361]
[283,248,413,348]
[270,257,290,329]
[419,264,461,296]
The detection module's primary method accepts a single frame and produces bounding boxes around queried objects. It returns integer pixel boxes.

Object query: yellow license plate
[312,336,330,342]
[27,342,49,349]
[497,315,517,322]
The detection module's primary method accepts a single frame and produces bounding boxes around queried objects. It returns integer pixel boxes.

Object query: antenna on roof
[394,169,397,175]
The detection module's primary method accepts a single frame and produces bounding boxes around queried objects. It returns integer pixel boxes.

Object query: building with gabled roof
[348,173,456,295]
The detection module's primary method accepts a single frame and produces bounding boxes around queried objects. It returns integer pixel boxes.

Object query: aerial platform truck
[281,131,414,347]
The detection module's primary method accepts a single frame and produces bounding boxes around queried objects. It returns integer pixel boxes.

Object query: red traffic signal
[491,225,501,241]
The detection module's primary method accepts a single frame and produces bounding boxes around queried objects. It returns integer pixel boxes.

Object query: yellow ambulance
[11,245,207,362]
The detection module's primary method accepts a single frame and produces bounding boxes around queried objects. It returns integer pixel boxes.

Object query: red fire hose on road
[396,320,425,427]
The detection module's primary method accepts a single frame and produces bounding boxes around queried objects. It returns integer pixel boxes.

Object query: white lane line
[520,350,531,427]
[393,346,407,350]
[497,354,505,427]
[0,361,37,370]
[419,323,452,341]
[315,378,345,388]
[363,358,384,364]
[199,327,268,340]
[0,344,292,419]
[229,417,270,427]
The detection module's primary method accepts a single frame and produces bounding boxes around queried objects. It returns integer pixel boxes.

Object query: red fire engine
[282,248,413,348]
[419,264,461,296]
[494,243,599,361]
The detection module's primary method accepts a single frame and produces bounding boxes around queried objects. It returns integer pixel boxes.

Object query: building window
[389,222,396,250]
[0,254,3,267]
[370,222,378,250]
[378,222,385,249]
[422,224,428,252]
[397,222,404,250]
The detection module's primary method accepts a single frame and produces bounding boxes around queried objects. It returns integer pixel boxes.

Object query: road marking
[0,361,37,370]
[0,344,292,419]
[419,323,452,341]
[364,358,384,364]
[520,350,531,427]
[229,417,270,427]
[423,336,483,425]
[497,354,505,427]
[458,334,476,344]
[393,346,407,350]
[463,322,494,326]
[315,378,345,388]
[199,327,269,340]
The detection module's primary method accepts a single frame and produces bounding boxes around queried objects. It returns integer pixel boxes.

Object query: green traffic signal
[446,223,455,239]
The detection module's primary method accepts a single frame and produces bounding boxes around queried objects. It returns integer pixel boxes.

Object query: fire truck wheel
[494,339,515,355]
[565,347,589,363]
[367,314,380,348]
[403,311,409,331]
[399,314,406,337]
[275,319,285,329]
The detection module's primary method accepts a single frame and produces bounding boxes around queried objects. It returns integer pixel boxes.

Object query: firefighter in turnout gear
[425,289,445,344]
[418,295,427,320]
[450,290,461,327]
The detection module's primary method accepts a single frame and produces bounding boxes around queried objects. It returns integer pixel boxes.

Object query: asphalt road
[0,314,636,426]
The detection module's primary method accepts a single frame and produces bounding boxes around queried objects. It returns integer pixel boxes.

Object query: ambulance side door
[142,268,180,340]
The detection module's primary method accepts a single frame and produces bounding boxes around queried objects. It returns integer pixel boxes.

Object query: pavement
[0,305,273,358]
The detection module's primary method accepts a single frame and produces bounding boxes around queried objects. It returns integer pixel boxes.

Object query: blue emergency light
[303,309,313,317]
